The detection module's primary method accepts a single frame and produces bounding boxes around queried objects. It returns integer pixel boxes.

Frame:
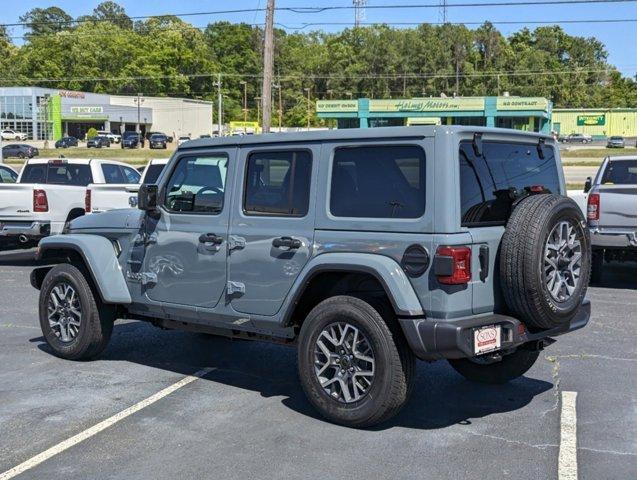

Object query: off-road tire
[590,250,604,284]
[39,264,115,360]
[500,194,591,330]
[297,295,415,428]
[448,348,540,384]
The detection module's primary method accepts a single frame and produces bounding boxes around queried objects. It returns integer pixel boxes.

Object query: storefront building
[316,96,553,133]
[0,87,213,141]
[552,108,637,139]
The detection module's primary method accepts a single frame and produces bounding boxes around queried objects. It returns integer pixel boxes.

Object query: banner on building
[576,114,605,126]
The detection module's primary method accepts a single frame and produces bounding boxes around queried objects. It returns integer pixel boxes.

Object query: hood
[69,209,144,232]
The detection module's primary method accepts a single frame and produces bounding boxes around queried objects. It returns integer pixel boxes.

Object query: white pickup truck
[585,155,637,281]
[0,158,141,246]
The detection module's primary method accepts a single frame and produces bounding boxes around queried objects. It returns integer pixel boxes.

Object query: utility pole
[214,74,223,135]
[134,93,144,147]
[240,80,248,128]
[304,87,311,131]
[261,0,275,133]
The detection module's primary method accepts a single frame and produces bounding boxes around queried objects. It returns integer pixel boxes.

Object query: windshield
[20,163,93,185]
[601,160,637,185]
[150,135,165,140]
[122,132,139,139]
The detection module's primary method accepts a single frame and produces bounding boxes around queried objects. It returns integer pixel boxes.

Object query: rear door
[596,159,637,229]
[459,136,562,314]
[227,145,318,316]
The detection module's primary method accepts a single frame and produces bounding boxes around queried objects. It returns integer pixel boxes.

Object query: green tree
[19,7,73,40]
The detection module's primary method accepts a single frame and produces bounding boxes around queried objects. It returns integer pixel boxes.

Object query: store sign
[496,97,549,111]
[70,106,104,114]
[59,90,86,99]
[370,98,485,112]
[577,114,605,126]
[316,100,358,113]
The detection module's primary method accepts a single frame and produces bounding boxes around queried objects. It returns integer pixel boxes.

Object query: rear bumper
[400,300,591,361]
[0,221,51,240]
[590,228,637,249]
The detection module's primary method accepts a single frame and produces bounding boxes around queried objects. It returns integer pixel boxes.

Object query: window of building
[330,145,426,218]
[164,155,228,214]
[244,150,312,216]
[459,140,560,226]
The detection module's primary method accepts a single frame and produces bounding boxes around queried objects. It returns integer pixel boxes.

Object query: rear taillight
[587,192,600,221]
[435,246,472,285]
[85,189,91,213]
[33,189,48,212]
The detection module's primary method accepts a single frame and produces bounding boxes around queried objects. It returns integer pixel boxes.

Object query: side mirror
[583,177,592,193]
[138,184,158,211]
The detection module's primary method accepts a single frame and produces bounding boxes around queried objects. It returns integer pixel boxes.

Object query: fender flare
[280,252,425,326]
[34,234,132,304]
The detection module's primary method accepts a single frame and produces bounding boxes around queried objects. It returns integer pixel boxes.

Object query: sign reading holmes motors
[370,98,485,112]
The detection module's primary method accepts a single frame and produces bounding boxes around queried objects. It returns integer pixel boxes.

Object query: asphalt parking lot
[0,250,635,480]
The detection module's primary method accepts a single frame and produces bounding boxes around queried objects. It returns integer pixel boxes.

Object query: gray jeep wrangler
[31,126,591,427]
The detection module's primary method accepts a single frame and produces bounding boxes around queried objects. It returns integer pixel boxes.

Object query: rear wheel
[297,296,415,428]
[448,348,540,384]
[39,264,115,360]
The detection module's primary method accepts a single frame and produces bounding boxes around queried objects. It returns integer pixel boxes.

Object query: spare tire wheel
[500,194,591,330]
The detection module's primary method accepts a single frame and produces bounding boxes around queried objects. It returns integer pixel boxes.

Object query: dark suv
[149,133,168,149]
[31,127,591,427]
[121,131,144,149]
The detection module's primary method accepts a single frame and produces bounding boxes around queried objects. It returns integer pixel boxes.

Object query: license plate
[474,325,501,355]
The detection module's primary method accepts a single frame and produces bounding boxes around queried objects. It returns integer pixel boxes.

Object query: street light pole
[255,96,261,131]
[214,74,223,136]
[134,93,144,147]
[273,82,283,132]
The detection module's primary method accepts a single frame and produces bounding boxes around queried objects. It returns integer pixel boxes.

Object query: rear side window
[19,163,93,185]
[459,140,560,226]
[102,164,126,184]
[0,166,16,183]
[601,160,637,185]
[122,166,141,184]
[244,150,312,216]
[330,145,426,218]
[143,164,165,184]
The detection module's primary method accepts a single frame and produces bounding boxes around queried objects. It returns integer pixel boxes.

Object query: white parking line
[0,367,215,480]
[558,391,578,480]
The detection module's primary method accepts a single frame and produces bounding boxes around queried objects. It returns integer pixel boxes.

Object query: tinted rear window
[143,164,165,184]
[601,160,637,185]
[20,163,93,185]
[459,140,560,226]
[330,145,426,218]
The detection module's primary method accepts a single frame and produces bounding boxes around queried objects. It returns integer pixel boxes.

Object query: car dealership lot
[0,252,635,480]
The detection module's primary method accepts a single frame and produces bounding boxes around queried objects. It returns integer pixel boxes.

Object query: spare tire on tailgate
[500,194,591,330]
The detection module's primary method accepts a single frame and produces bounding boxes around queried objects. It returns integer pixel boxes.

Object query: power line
[0,67,623,84]
[4,0,637,29]
[7,17,637,41]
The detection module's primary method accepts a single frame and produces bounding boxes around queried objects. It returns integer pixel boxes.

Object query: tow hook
[524,337,556,351]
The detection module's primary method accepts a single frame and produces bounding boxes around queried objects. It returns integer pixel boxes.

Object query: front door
[227,146,319,316]
[141,149,234,309]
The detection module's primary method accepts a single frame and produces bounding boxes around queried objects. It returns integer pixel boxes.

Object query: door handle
[272,236,301,249]
[199,233,223,245]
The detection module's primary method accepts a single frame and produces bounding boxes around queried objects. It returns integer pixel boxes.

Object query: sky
[4,0,637,77]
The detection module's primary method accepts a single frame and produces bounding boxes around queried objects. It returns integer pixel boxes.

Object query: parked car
[97,130,121,144]
[561,133,592,144]
[0,158,141,246]
[1,129,27,141]
[30,127,591,428]
[121,131,144,149]
[55,136,79,149]
[2,144,39,159]
[0,164,18,183]
[149,133,168,149]
[86,136,111,148]
[178,136,190,145]
[606,136,625,148]
[146,131,173,143]
[584,156,637,282]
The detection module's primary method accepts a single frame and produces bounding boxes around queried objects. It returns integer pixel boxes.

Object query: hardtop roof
[180,126,553,151]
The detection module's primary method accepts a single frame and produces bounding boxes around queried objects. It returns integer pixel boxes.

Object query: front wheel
[39,264,115,360]
[448,348,540,384]
[297,296,415,428]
